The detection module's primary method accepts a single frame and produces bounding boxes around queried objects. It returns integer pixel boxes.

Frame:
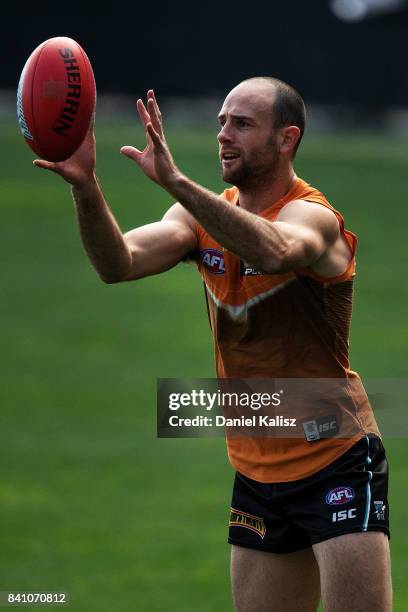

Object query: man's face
[217,82,280,189]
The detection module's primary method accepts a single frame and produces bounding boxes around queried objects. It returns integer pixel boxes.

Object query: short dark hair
[243,77,306,157]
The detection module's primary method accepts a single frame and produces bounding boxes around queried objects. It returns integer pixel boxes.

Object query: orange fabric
[195,177,380,483]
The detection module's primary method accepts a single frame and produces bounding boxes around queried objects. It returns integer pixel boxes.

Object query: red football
[17,36,96,162]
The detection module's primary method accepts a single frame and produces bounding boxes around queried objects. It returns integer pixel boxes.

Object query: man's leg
[231,544,321,612]
[313,532,392,612]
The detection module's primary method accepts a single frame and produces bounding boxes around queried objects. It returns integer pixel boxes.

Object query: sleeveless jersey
[195,176,380,482]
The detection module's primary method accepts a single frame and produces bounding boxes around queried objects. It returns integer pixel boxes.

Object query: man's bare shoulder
[276,199,353,277]
[276,199,340,244]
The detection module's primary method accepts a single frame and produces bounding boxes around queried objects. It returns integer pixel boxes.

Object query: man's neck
[238,167,296,214]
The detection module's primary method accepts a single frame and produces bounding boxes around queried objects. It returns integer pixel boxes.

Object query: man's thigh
[231,544,320,612]
[313,532,392,612]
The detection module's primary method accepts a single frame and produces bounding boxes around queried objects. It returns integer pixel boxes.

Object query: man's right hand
[33,120,96,189]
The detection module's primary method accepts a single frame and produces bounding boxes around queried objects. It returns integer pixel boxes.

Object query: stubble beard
[221,140,280,191]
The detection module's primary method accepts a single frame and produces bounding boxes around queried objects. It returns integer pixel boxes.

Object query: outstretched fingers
[137,99,151,132]
[148,90,162,120]
[146,122,164,148]
[147,90,164,136]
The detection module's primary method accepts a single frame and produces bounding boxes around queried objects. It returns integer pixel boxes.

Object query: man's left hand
[120,90,181,190]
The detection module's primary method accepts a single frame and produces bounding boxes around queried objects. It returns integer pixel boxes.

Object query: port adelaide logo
[200,249,225,274]
[374,500,386,520]
[325,486,355,506]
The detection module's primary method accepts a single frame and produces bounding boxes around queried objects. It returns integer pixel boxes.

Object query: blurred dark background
[3,0,408,106]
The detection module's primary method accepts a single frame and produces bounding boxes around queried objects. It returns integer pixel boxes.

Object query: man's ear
[279,126,301,155]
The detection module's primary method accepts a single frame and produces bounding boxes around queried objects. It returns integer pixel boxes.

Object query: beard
[221,141,280,191]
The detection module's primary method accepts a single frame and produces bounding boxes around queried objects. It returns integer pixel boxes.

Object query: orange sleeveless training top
[195,176,380,483]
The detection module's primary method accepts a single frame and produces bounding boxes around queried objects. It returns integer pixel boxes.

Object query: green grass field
[1,118,408,611]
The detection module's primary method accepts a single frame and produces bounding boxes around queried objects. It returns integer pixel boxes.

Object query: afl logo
[200,249,226,274]
[325,486,355,505]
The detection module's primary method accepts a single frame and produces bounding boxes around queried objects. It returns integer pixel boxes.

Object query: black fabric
[228,437,390,554]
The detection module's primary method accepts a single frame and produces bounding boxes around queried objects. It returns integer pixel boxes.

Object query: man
[34,77,392,611]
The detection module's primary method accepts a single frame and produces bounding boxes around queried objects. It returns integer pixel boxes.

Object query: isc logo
[332,508,357,522]
[319,420,337,432]
[200,249,226,274]
[325,486,355,505]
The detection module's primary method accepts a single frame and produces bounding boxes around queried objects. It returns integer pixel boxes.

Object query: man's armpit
[182,249,199,263]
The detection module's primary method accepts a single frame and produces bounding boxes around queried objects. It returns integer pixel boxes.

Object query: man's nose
[217,124,233,144]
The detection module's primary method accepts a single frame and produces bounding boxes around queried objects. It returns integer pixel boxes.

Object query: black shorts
[228,436,390,554]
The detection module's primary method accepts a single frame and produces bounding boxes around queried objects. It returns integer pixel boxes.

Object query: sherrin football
[17,37,96,162]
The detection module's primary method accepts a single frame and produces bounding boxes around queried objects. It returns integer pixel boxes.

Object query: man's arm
[34,124,197,283]
[120,203,197,281]
[162,176,340,274]
[72,176,196,282]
